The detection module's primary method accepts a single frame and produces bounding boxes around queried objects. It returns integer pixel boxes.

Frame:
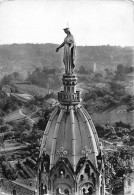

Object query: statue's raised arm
[56,28,76,75]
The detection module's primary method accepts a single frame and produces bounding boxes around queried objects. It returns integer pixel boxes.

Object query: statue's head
[63,28,70,34]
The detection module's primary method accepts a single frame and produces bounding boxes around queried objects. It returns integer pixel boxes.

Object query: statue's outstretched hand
[56,48,59,52]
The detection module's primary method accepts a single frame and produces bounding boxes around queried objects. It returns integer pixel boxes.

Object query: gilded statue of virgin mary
[56,28,76,75]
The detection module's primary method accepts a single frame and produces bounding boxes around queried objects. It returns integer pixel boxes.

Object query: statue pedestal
[58,74,80,106]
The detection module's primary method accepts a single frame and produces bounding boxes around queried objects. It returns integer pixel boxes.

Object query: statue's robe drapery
[63,34,76,74]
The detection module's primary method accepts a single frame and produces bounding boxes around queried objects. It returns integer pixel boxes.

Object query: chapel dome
[40,104,100,172]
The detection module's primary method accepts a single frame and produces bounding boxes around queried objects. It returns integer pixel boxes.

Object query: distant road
[3,109,35,123]
[3,110,26,122]
[20,109,35,123]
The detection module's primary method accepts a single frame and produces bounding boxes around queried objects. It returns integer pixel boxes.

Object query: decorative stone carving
[57,147,68,157]
[81,146,91,159]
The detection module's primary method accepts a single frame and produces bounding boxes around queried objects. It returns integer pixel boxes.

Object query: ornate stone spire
[38,29,105,195]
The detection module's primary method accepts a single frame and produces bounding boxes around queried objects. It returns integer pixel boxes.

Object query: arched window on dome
[44,185,47,194]
[85,164,90,177]
[59,165,65,177]
[82,188,86,195]
[88,187,93,195]
[54,174,57,179]
[56,188,60,195]
[64,189,69,195]
[41,183,44,194]
[80,174,84,181]
[66,175,70,179]
[12,188,16,195]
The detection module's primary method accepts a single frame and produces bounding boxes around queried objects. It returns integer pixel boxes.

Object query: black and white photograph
[0,0,134,195]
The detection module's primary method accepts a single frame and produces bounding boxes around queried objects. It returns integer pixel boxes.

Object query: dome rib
[81,107,100,149]
[77,107,98,167]
[39,107,59,157]
[50,109,64,170]
[75,108,84,148]
[70,108,76,171]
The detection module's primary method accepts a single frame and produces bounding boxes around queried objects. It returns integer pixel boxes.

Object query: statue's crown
[63,28,69,30]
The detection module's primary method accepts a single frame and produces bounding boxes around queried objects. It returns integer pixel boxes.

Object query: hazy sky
[0,0,134,46]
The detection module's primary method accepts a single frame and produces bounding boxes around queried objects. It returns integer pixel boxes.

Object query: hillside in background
[0,43,133,78]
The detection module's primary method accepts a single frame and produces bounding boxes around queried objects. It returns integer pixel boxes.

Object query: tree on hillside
[95,122,132,141]
[109,80,125,97]
[127,96,134,111]
[105,146,133,193]
[117,64,125,73]
[0,75,12,85]
[20,129,43,147]
[105,68,114,78]
[92,73,103,82]
[27,67,62,90]
[114,64,133,81]
[0,72,21,86]
[77,65,87,74]
[13,119,31,141]
[0,117,3,125]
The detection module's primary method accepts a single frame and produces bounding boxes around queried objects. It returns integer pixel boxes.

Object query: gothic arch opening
[80,182,94,195]
[85,164,90,177]
[88,186,93,195]
[55,183,71,195]
[80,174,84,181]
[12,189,16,195]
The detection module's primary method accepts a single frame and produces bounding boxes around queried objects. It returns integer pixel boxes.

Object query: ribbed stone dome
[40,104,100,172]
